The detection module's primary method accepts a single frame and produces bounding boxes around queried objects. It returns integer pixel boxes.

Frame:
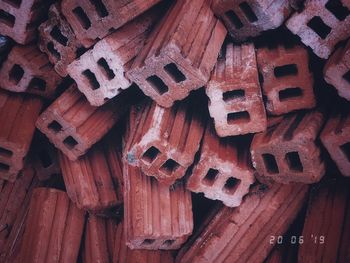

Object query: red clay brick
[127,0,227,108]
[17,188,85,263]
[125,99,206,186]
[0,90,42,182]
[299,178,350,262]
[84,216,174,263]
[36,83,135,161]
[324,40,350,100]
[68,9,158,106]
[207,43,267,136]
[124,164,193,250]
[58,138,123,213]
[251,111,325,184]
[187,125,255,207]
[0,45,62,98]
[211,0,293,41]
[176,183,309,263]
[0,0,50,44]
[320,110,350,176]
[38,4,85,77]
[61,0,162,48]
[0,165,37,261]
[257,45,316,115]
[286,0,350,59]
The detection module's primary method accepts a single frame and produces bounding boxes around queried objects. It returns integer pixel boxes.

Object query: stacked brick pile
[0,0,349,262]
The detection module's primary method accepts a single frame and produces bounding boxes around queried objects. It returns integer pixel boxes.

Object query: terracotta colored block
[124,164,193,250]
[127,0,227,108]
[0,90,42,182]
[126,99,206,186]
[38,4,84,77]
[207,43,267,136]
[286,0,350,59]
[58,138,123,213]
[320,110,350,176]
[0,0,50,44]
[83,216,174,263]
[257,45,316,115]
[0,165,37,261]
[251,111,325,184]
[17,188,85,263]
[61,0,162,48]
[36,83,134,161]
[187,125,255,207]
[299,178,350,263]
[0,45,62,98]
[68,9,158,106]
[324,40,350,100]
[176,183,309,263]
[211,0,293,41]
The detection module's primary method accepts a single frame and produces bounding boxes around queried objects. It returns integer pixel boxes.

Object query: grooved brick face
[207,43,267,136]
[251,111,325,184]
[0,90,42,182]
[124,164,193,250]
[61,0,162,48]
[0,0,50,44]
[127,0,227,108]
[187,125,255,207]
[125,99,206,186]
[324,40,350,101]
[67,9,158,106]
[0,45,62,99]
[286,0,350,59]
[38,4,84,77]
[257,45,316,115]
[211,0,293,41]
[321,110,350,176]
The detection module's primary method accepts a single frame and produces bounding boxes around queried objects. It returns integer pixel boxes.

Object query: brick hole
[343,70,350,84]
[274,64,298,78]
[9,64,24,84]
[28,77,46,91]
[307,16,331,39]
[50,26,68,46]
[262,153,279,174]
[142,239,155,245]
[63,136,78,149]
[73,7,91,29]
[325,0,350,21]
[164,63,186,83]
[75,47,86,57]
[223,89,245,102]
[47,42,61,59]
[227,111,250,124]
[239,2,258,22]
[223,177,241,195]
[48,120,63,133]
[0,10,15,27]
[0,147,13,158]
[0,162,10,172]
[279,87,303,101]
[3,0,22,8]
[83,69,100,90]
[97,58,115,80]
[88,0,108,18]
[142,146,160,164]
[146,75,168,95]
[202,168,219,186]
[160,159,180,176]
[285,151,303,172]
[224,10,243,29]
[39,150,53,168]
[340,142,350,162]
[163,240,175,246]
